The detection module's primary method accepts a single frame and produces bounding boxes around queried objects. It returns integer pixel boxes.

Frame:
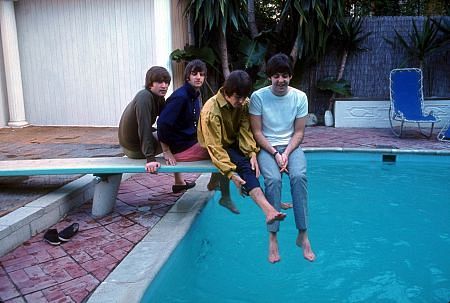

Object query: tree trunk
[187,11,195,46]
[219,29,230,78]
[247,0,267,74]
[337,51,348,81]
[328,50,348,111]
[247,0,258,39]
[290,38,299,66]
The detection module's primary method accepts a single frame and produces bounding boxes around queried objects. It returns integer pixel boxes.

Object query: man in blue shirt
[157,61,237,215]
[157,59,207,193]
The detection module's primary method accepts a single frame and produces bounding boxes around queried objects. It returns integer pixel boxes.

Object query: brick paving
[0,126,122,217]
[0,125,449,303]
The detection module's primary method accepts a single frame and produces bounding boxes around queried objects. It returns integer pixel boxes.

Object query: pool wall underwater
[87,150,450,303]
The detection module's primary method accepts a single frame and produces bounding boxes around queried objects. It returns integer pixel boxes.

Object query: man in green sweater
[118,66,194,191]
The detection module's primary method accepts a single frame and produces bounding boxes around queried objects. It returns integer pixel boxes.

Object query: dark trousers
[225,146,260,192]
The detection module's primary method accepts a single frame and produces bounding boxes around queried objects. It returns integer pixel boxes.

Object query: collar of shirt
[217,88,232,109]
[183,82,200,100]
[146,88,164,100]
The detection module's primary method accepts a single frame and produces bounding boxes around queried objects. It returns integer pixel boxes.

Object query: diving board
[0,157,218,176]
[0,157,218,217]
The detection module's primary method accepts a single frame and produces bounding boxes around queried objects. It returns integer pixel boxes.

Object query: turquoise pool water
[142,153,450,303]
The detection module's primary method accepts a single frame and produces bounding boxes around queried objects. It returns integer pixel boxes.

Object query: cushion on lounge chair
[389,68,440,138]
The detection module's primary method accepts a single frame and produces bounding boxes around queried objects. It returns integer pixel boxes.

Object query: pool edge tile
[87,174,212,303]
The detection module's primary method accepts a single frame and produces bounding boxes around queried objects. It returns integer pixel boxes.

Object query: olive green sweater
[118,88,165,162]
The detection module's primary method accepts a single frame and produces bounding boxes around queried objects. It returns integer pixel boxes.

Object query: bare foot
[219,198,240,214]
[266,212,286,224]
[268,233,281,263]
[280,202,293,210]
[296,231,316,262]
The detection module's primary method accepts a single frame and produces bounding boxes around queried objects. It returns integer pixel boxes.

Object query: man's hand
[280,153,289,172]
[230,173,247,196]
[163,150,177,166]
[145,161,161,173]
[249,154,260,178]
[275,152,288,173]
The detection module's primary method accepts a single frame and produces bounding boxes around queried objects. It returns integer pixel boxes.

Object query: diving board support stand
[92,173,123,217]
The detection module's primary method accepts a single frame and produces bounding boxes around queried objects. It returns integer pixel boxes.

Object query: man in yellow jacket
[198,70,286,225]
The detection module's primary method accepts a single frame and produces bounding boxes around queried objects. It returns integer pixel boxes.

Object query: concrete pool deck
[0,126,449,302]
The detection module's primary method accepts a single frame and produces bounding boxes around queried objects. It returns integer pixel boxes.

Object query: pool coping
[86,148,450,303]
[86,174,214,303]
[303,147,450,154]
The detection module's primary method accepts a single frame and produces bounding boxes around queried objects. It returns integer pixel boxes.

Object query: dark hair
[184,59,207,81]
[145,66,171,88]
[223,70,252,98]
[266,53,293,77]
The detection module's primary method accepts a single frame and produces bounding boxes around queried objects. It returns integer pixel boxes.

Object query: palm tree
[386,17,442,70]
[185,0,248,78]
[280,0,344,66]
[324,16,371,110]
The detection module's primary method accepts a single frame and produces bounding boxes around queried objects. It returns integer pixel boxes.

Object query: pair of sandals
[44,223,79,245]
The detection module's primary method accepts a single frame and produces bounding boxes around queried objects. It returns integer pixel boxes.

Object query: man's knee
[265,175,282,188]
[290,171,307,184]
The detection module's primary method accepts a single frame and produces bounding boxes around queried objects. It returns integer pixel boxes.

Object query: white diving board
[0,157,218,217]
[0,157,218,176]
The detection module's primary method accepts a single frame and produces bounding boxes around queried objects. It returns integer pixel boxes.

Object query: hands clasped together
[274,151,288,173]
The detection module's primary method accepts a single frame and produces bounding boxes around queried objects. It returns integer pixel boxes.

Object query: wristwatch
[272,150,279,158]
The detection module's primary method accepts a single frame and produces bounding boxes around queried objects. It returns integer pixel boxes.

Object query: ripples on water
[143,159,450,303]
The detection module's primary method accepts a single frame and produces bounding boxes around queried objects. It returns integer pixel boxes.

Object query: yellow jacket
[197,89,260,178]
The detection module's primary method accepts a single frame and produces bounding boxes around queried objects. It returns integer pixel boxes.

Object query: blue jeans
[258,146,308,232]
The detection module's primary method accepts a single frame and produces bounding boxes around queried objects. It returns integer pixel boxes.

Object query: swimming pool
[142,152,450,303]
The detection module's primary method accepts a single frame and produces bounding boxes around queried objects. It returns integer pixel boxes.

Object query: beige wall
[0,0,174,127]
[170,0,189,89]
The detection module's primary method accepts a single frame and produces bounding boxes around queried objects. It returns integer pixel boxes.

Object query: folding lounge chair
[389,68,440,138]
[437,120,450,142]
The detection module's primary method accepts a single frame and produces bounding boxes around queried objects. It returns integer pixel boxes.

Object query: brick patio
[0,126,448,302]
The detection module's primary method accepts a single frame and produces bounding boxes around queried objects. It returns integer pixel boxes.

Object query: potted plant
[317,77,351,126]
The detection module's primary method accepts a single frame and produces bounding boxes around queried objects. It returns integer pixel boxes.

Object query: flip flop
[44,229,61,245]
[58,223,79,242]
[172,180,196,193]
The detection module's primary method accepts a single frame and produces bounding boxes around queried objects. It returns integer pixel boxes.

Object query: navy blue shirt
[157,83,201,154]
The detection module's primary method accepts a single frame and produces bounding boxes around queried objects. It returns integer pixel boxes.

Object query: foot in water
[219,198,240,214]
[296,231,316,262]
[280,202,293,210]
[268,233,281,263]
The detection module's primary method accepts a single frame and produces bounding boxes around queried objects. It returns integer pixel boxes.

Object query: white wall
[13,0,172,126]
[335,99,450,128]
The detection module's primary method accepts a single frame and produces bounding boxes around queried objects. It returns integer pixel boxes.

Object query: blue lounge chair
[389,68,440,138]
[437,120,450,142]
